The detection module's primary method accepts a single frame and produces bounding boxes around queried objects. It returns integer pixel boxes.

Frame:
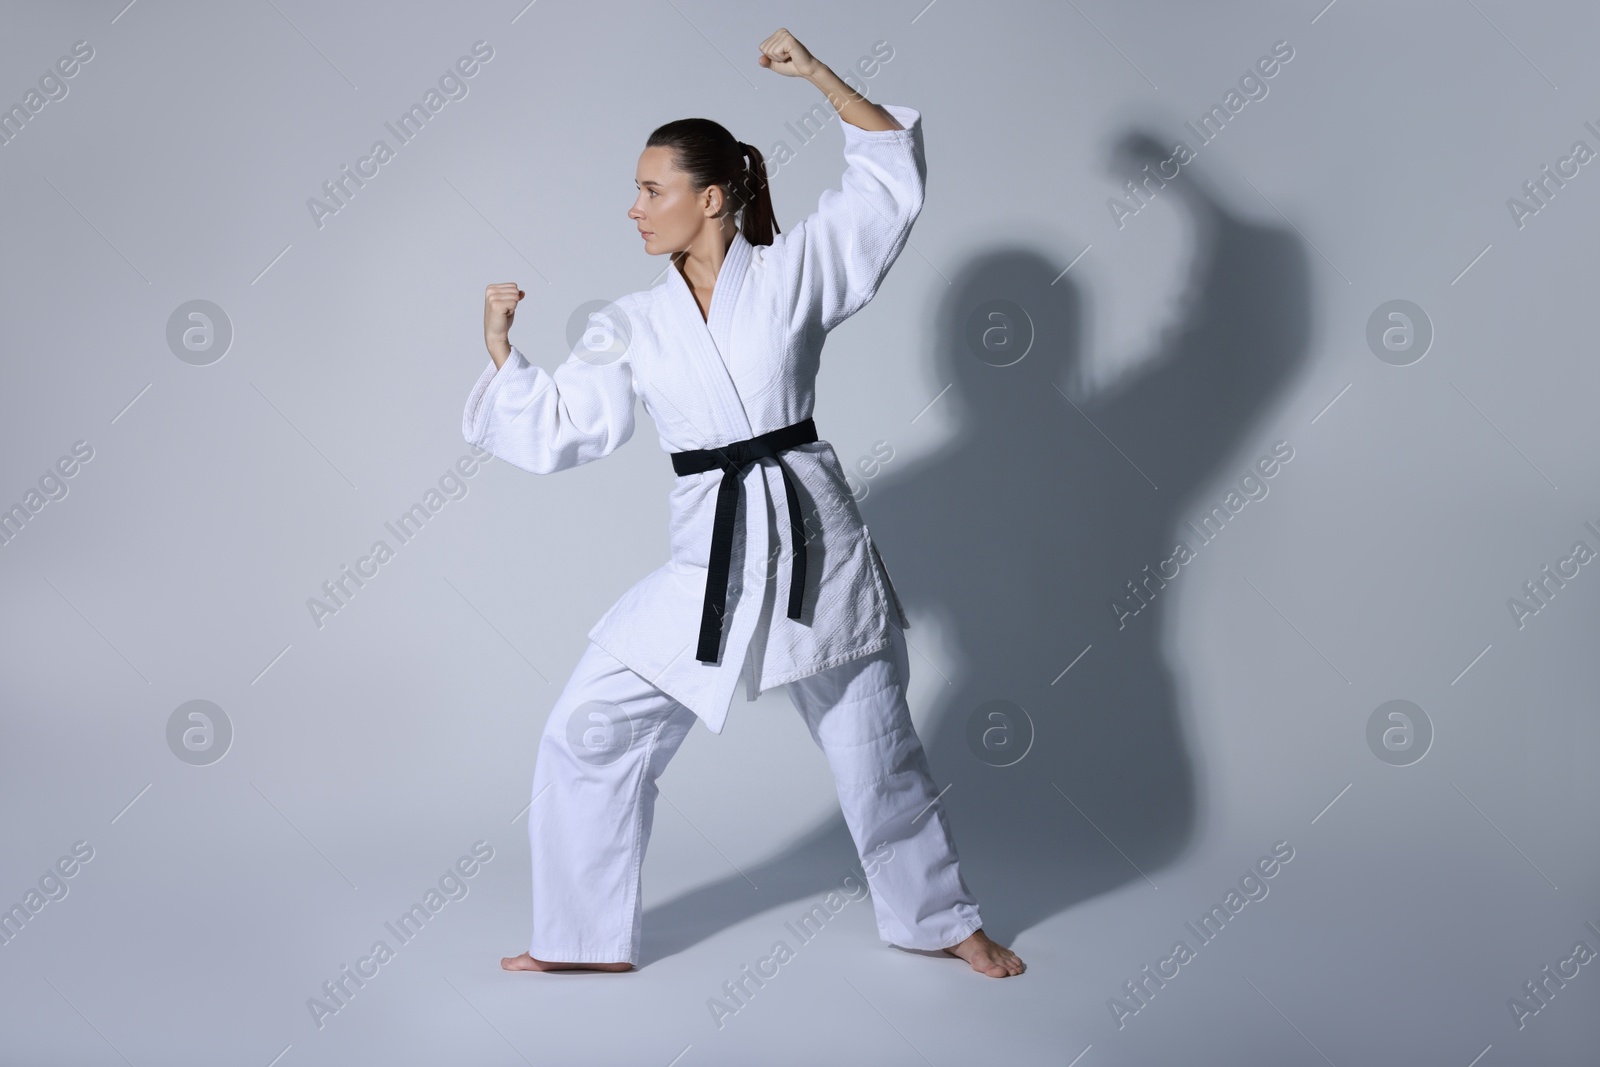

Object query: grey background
[3,0,1598,1064]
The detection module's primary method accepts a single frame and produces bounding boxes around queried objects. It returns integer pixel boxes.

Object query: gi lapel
[703,229,751,364]
[665,231,754,441]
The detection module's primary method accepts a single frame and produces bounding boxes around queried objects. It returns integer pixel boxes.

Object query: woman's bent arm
[777,100,927,335]
[463,303,638,475]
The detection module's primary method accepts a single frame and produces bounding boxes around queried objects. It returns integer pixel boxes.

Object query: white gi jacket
[463,103,924,735]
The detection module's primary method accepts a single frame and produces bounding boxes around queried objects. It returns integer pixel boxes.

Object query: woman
[466,28,1023,978]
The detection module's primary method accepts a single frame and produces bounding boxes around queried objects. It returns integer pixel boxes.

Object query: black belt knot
[671,418,818,664]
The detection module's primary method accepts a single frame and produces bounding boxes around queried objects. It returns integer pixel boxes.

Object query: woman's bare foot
[500,951,634,973]
[942,928,1025,977]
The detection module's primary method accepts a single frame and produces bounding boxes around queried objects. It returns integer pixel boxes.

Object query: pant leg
[784,623,984,952]
[527,639,697,964]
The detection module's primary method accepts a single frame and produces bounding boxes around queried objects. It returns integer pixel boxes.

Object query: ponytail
[734,141,779,246]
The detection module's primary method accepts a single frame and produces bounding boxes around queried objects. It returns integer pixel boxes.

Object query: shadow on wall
[640,128,1315,961]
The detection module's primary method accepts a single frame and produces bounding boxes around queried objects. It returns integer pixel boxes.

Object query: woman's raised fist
[484,282,524,358]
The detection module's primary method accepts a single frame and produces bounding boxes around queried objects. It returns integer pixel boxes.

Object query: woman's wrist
[807,63,854,107]
[487,336,511,369]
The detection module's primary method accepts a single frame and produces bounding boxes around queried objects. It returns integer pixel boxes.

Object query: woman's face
[630,145,722,255]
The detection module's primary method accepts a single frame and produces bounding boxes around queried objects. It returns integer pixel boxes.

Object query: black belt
[670,418,818,664]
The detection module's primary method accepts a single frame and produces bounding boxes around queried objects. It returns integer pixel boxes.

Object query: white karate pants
[524,623,984,964]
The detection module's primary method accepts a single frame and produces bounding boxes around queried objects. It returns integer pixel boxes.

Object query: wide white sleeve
[781,103,926,335]
[461,316,637,475]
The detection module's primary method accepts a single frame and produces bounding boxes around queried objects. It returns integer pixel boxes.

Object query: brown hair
[645,118,779,246]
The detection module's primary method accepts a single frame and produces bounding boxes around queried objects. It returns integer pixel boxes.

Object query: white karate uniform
[462,104,925,737]
[463,103,982,962]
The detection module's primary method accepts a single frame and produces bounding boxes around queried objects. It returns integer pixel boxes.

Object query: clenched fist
[484,282,524,367]
[757,28,819,79]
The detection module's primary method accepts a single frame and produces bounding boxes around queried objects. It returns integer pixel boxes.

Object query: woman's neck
[673,224,738,292]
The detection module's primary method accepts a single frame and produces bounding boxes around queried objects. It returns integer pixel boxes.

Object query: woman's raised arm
[758,31,927,334]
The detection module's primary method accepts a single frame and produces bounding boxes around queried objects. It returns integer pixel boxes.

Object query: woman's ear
[705,184,723,218]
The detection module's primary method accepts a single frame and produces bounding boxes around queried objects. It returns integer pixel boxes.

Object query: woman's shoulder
[590,290,655,334]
